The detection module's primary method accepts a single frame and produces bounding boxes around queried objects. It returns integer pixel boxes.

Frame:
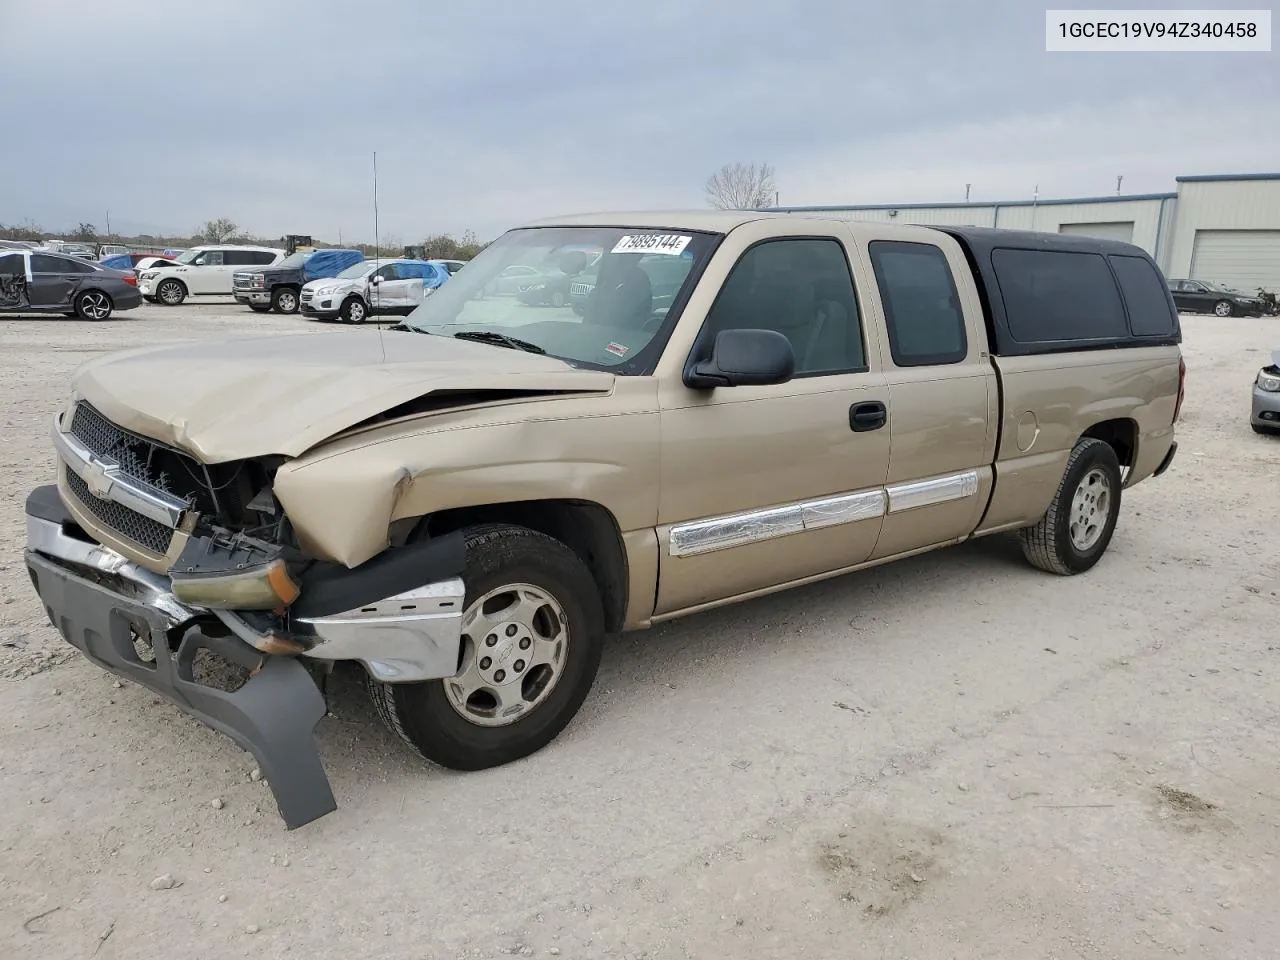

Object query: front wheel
[1020,438,1122,575]
[156,279,186,305]
[271,287,299,314]
[1214,300,1234,318]
[74,290,113,321]
[340,296,368,324]
[368,525,605,771]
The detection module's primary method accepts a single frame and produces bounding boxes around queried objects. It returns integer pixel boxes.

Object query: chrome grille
[65,469,174,556]
[233,272,255,288]
[68,402,196,496]
[569,281,594,297]
[300,291,313,302]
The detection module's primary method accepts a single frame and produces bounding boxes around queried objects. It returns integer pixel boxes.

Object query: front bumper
[1251,384,1280,427]
[24,482,467,828]
[137,280,154,296]
[233,289,270,305]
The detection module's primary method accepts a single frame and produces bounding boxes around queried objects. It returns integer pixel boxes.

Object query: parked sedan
[1168,279,1265,317]
[0,250,142,320]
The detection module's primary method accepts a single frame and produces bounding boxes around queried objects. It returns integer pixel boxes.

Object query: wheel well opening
[417,500,629,633]
[1083,418,1137,467]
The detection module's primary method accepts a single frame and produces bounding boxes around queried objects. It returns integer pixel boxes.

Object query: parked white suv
[300,259,449,323]
[138,244,284,305]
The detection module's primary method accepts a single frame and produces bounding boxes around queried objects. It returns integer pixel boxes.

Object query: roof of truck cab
[932,224,1147,257]
[523,210,790,231]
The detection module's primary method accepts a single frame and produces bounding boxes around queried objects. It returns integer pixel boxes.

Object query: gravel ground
[1,300,1278,960]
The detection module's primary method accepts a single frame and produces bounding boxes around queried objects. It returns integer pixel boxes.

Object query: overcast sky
[1,1,1277,243]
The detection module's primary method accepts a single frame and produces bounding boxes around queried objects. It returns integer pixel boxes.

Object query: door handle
[849,401,887,432]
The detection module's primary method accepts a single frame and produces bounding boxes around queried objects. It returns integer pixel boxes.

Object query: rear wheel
[74,290,113,321]
[340,296,368,324]
[272,287,299,314]
[368,524,605,771]
[156,279,186,305]
[1020,438,1122,575]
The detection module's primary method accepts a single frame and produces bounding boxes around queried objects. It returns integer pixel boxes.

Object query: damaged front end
[25,401,467,829]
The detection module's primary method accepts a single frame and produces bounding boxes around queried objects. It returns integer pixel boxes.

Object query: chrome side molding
[668,469,980,558]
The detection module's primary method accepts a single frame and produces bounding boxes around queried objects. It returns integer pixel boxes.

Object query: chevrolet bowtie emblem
[85,463,113,499]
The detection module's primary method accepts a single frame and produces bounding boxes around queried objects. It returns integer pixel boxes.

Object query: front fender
[272,404,661,568]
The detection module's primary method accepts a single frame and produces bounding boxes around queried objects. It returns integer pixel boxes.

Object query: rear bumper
[113,288,143,311]
[1152,440,1178,477]
[24,484,467,828]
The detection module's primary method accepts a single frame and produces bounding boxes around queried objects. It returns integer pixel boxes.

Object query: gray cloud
[1,0,1276,242]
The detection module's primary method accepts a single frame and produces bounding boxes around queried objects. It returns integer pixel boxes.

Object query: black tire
[74,290,113,321]
[340,296,368,324]
[249,304,271,313]
[368,524,605,771]
[1213,300,1234,318]
[1019,437,1122,575]
[271,287,300,314]
[156,279,186,305]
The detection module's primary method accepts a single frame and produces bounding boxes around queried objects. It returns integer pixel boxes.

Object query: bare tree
[196,218,243,243]
[704,162,777,210]
[75,222,98,241]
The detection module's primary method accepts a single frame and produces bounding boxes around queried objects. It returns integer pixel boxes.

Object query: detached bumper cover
[23,484,466,828]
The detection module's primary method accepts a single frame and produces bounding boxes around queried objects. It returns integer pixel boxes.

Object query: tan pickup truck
[24,212,1185,828]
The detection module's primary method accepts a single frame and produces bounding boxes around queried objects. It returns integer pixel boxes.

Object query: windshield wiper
[387,322,423,332]
[452,330,546,355]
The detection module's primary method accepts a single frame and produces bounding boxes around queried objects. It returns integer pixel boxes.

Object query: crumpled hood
[70,330,615,462]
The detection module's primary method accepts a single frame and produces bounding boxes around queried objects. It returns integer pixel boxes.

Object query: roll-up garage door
[1058,221,1136,243]
[1190,230,1280,292]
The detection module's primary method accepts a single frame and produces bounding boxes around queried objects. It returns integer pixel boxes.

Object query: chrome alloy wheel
[1069,466,1111,551]
[78,292,111,319]
[444,583,569,727]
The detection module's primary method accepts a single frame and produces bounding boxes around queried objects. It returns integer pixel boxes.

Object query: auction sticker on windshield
[611,234,692,256]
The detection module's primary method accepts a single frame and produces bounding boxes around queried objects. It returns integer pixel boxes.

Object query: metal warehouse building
[771,172,1280,294]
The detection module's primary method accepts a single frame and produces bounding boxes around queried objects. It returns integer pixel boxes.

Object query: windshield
[401,226,718,370]
[335,261,377,280]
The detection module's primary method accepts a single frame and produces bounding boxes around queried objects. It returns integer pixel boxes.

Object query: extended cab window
[868,241,967,366]
[1109,255,1177,337]
[992,248,1127,342]
[701,238,865,376]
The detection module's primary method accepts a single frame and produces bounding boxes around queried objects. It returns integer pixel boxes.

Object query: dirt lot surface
[1,301,1278,960]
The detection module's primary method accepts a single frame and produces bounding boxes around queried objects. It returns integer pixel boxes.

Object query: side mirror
[685,328,795,389]
[371,275,382,284]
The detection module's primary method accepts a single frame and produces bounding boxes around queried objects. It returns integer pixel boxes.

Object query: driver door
[370,263,402,313]
[185,250,225,294]
[653,223,891,615]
